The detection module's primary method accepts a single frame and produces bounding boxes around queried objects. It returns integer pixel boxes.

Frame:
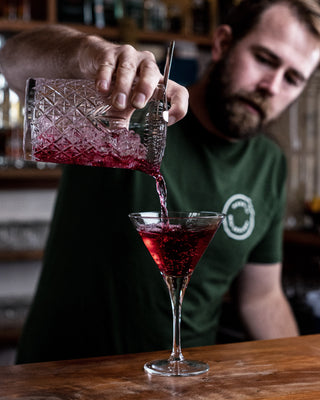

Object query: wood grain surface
[1,335,320,399]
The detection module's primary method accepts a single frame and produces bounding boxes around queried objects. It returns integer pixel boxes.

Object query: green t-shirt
[17,111,286,363]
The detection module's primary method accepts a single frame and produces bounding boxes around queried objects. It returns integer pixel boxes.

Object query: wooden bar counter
[1,334,320,399]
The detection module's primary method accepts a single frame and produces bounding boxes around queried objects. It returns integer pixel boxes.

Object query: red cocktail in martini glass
[129,211,225,376]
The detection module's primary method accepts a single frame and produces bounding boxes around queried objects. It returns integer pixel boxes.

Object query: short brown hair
[223,0,320,41]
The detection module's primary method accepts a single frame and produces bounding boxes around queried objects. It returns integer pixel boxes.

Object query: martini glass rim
[128,211,225,220]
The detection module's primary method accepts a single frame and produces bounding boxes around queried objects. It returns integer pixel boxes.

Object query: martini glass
[129,211,225,376]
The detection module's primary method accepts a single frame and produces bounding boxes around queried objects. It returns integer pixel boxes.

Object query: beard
[205,56,273,140]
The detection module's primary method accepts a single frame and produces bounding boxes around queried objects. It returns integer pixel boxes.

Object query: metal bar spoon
[162,41,175,123]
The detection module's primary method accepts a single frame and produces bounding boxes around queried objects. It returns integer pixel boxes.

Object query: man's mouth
[237,96,266,120]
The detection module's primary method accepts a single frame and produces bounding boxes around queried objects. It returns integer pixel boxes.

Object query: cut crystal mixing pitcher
[23,78,168,175]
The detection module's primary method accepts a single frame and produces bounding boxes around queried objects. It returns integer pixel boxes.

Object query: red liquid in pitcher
[34,125,169,215]
[32,126,159,176]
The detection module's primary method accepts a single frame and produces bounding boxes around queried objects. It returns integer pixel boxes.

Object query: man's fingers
[95,45,161,110]
[95,61,116,91]
[94,45,137,107]
[166,81,189,125]
[131,51,161,108]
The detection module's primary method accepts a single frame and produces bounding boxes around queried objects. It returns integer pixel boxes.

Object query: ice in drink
[24,78,167,175]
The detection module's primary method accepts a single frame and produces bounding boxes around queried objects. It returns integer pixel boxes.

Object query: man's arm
[0,25,188,125]
[235,262,299,339]
[0,25,87,97]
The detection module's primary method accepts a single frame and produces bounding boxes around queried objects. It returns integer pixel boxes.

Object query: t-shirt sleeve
[248,153,287,264]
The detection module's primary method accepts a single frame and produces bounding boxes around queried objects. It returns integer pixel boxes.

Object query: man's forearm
[0,25,96,97]
[239,291,299,340]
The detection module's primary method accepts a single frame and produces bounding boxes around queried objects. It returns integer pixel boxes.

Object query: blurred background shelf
[0,0,220,45]
[0,166,62,188]
[0,249,43,261]
[0,19,213,45]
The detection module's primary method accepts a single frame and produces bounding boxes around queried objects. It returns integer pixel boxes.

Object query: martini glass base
[144,359,209,376]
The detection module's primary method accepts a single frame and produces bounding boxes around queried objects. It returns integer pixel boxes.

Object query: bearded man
[1,0,319,363]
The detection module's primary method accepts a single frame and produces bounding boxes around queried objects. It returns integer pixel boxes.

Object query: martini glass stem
[164,275,191,362]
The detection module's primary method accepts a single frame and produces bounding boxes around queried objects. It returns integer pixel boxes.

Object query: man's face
[206,4,320,140]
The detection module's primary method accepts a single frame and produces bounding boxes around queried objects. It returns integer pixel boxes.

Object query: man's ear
[211,25,233,62]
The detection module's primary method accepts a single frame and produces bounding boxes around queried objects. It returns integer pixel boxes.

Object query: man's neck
[189,76,231,142]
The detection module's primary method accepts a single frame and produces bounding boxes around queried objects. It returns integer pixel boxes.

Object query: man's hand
[78,35,189,125]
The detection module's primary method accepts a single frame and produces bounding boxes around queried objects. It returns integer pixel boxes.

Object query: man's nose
[257,71,283,95]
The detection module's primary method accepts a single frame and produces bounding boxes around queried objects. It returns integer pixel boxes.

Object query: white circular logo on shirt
[222,194,255,240]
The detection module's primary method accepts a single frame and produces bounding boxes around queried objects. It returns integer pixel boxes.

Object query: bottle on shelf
[167,3,182,34]
[2,0,31,21]
[0,36,23,163]
[17,0,31,20]
[103,0,117,27]
[92,0,122,28]
[93,0,105,27]
[58,0,90,24]
[144,0,167,32]
[124,0,144,29]
[191,0,210,35]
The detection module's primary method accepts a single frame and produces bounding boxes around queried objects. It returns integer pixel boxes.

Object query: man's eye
[255,53,274,66]
[285,74,299,86]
